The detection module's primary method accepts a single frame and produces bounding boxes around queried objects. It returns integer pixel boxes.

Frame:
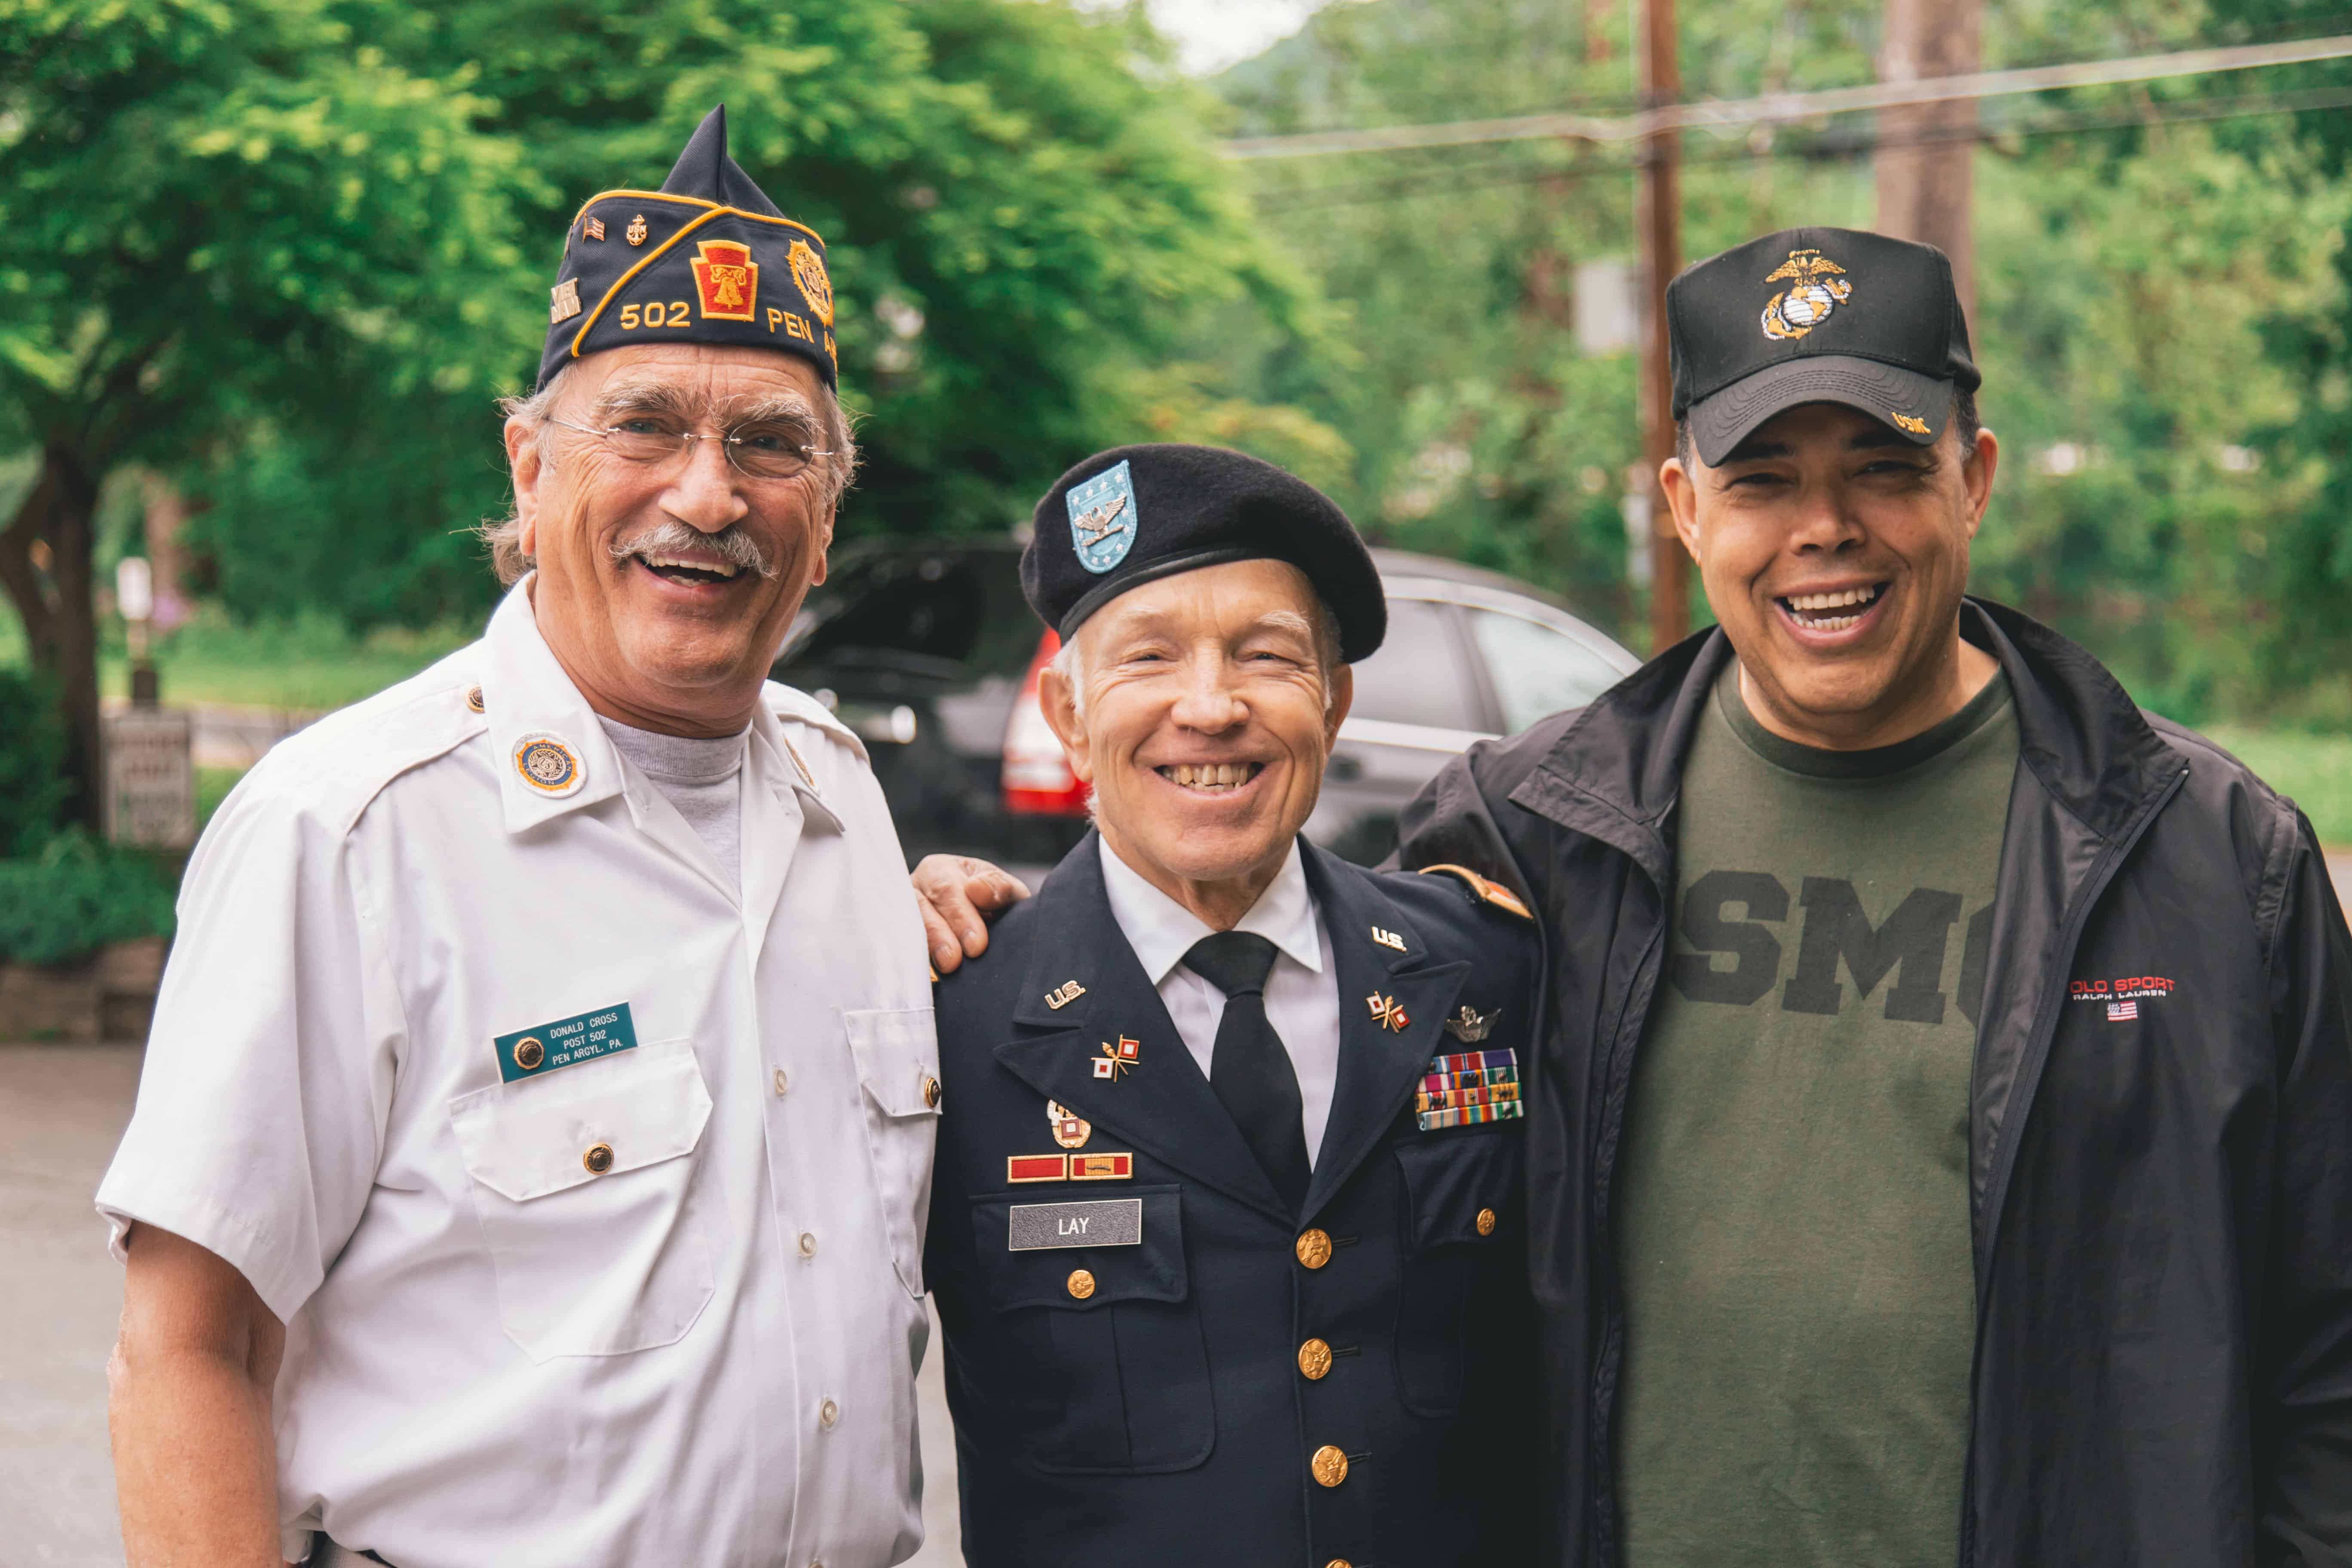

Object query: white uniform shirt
[96,582,940,1568]
[1096,839,1343,1163]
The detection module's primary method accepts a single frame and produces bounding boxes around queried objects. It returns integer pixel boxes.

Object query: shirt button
[1295,1228,1332,1269]
[1310,1444,1349,1487]
[798,1231,817,1258]
[1297,1338,1333,1380]
[1476,1207,1498,1237]
[582,1142,614,1175]
[818,1398,839,1429]
[773,1068,789,1096]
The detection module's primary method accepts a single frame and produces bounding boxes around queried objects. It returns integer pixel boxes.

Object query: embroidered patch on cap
[1760,248,1853,341]
[513,732,585,796]
[1066,459,1139,574]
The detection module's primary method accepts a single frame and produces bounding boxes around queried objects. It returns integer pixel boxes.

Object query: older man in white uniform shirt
[98,109,938,1567]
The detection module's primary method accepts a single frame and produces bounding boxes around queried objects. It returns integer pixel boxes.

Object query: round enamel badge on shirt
[512,733,585,796]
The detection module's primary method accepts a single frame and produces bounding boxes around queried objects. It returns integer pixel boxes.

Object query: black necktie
[1184,931,1311,1213]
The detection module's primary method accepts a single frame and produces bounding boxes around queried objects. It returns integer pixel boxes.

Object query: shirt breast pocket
[968,1185,1213,1475]
[845,1006,941,1298]
[447,1038,715,1361]
[1392,1130,1522,1417]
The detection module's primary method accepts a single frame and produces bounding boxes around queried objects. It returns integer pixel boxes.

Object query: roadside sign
[104,709,195,849]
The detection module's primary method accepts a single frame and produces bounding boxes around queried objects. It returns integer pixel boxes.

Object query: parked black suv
[772,539,1640,868]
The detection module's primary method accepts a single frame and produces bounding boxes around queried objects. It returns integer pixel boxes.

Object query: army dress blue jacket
[925,832,1540,1567]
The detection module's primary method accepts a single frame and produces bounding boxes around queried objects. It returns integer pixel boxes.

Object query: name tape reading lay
[495,1002,640,1084]
[1008,1198,1143,1252]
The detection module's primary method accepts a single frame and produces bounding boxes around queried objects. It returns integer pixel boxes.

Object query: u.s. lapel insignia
[1045,980,1087,1011]
[513,733,585,798]
[549,277,583,325]
[1366,992,1410,1032]
[1370,925,1406,952]
[1445,1004,1496,1043]
[1092,1035,1140,1079]
[625,213,649,246]
[584,216,607,242]
[1047,1099,1092,1150]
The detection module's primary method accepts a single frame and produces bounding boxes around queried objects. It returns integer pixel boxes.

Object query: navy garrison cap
[536,106,837,391]
[1021,444,1386,663]
[1669,226,1979,466]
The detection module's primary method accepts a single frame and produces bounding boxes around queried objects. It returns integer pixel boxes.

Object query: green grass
[2202,727,2352,846]
[0,602,475,713]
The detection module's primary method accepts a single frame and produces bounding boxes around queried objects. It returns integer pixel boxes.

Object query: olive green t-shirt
[1613,662,2019,1567]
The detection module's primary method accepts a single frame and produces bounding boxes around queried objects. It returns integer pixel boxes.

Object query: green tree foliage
[191,0,1334,626]
[0,0,534,820]
[1207,0,2352,707]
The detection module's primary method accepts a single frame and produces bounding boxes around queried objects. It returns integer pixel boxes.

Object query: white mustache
[609,519,778,580]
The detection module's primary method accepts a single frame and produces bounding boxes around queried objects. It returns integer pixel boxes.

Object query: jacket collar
[477,576,840,841]
[994,833,1466,1226]
[1506,597,2179,865]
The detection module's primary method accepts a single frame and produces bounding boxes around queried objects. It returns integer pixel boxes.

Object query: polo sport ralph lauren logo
[1669,870,1995,1025]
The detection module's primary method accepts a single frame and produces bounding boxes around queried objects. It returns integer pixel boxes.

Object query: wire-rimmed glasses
[547,414,833,481]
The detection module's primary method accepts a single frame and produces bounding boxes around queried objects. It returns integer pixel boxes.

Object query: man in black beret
[921,444,1540,1566]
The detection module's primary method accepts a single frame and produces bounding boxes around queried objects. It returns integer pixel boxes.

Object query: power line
[1220,32,2352,161]
[1253,84,2352,211]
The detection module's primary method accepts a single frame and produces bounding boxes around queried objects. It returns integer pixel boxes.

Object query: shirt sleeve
[95,769,400,1323]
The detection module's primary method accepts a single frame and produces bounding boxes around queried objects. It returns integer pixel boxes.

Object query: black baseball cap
[1668,226,1980,466]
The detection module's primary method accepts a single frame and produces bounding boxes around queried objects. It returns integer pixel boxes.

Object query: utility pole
[1637,0,1686,651]
[1876,0,1981,317]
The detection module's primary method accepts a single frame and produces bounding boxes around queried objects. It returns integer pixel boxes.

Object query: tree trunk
[1875,0,1980,322]
[0,444,105,831]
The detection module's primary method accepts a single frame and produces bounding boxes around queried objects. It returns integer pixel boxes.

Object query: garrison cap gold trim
[536,105,839,391]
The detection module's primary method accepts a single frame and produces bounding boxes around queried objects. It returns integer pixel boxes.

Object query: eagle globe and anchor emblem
[1760,248,1853,340]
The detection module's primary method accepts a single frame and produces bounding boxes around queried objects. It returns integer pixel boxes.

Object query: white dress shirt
[96,580,938,1568]
[1097,838,1343,1164]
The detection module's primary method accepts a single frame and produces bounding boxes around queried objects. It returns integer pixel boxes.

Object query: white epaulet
[763,681,868,765]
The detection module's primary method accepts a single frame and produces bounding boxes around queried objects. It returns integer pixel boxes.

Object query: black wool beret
[538,105,837,392]
[1020,444,1385,664]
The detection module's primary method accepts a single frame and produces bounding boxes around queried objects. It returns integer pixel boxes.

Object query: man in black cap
[921,444,1540,1566]
[1371,226,2352,1562]
[104,109,944,1567]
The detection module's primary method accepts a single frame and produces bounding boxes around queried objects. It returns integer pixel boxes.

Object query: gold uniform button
[1295,1228,1333,1269]
[1476,1207,1498,1237]
[1326,1560,1353,1568]
[1310,1444,1349,1487]
[465,685,485,713]
[513,1036,545,1070]
[922,1074,942,1110]
[1297,1338,1333,1380]
[1067,1268,1096,1300]
[582,1142,614,1175]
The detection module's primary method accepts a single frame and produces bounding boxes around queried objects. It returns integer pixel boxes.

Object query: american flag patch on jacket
[2107,999,2138,1022]
[1416,1047,1525,1131]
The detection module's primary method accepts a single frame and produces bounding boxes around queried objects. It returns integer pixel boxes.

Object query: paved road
[0,1045,966,1568]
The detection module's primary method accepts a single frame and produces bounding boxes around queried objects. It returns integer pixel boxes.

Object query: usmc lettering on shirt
[1668,870,1997,1024]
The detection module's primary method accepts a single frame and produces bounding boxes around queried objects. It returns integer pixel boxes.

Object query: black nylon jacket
[1392,599,2352,1566]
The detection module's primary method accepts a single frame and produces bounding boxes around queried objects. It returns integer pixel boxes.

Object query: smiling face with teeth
[1039,559,1353,930]
[505,343,837,737]
[1661,401,2003,751]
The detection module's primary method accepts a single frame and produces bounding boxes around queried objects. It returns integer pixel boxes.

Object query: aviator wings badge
[1445,1004,1496,1043]
[1066,459,1139,574]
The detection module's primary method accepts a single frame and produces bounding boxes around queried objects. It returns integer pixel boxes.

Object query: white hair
[1048,596,1344,720]
[478,361,860,586]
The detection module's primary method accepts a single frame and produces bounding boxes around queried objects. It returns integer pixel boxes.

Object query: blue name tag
[494,1002,638,1083]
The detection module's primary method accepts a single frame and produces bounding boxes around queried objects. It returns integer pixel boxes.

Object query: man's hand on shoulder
[912,855,1032,973]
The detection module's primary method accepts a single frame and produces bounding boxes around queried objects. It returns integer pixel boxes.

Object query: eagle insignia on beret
[691,240,759,322]
[1065,459,1139,575]
[788,240,834,328]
